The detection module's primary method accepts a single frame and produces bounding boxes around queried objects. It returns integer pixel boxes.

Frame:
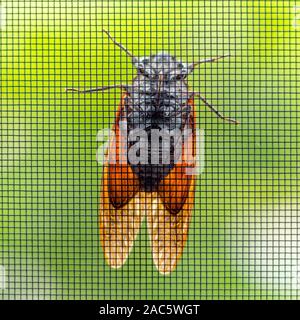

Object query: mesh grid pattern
[0,0,299,299]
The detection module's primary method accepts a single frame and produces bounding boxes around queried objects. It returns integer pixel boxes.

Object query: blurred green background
[1,0,299,299]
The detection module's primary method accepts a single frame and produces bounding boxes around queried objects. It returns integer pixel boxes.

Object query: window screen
[0,0,299,300]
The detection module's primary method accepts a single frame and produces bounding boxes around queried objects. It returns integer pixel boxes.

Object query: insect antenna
[191,92,239,124]
[102,29,138,64]
[65,84,131,93]
[187,53,230,74]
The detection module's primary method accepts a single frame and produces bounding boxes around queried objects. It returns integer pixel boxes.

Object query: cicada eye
[141,57,150,64]
[172,68,188,81]
[137,57,150,68]
[135,63,148,76]
[135,57,151,77]
[177,68,188,80]
[138,68,149,77]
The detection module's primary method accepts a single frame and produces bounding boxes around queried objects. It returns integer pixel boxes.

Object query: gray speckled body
[121,53,193,191]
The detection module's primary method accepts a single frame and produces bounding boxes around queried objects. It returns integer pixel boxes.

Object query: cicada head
[102,29,225,84]
[134,53,189,82]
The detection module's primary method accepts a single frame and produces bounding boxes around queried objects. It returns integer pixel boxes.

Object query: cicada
[66,30,238,274]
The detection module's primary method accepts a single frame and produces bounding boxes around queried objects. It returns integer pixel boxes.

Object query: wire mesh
[0,0,299,300]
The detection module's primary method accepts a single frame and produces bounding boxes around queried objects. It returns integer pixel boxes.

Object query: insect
[66,30,238,274]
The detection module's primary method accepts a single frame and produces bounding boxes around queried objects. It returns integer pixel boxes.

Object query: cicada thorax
[124,71,192,192]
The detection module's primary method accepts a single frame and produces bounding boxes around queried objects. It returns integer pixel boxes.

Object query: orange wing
[99,94,144,268]
[99,96,197,274]
[147,98,196,274]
